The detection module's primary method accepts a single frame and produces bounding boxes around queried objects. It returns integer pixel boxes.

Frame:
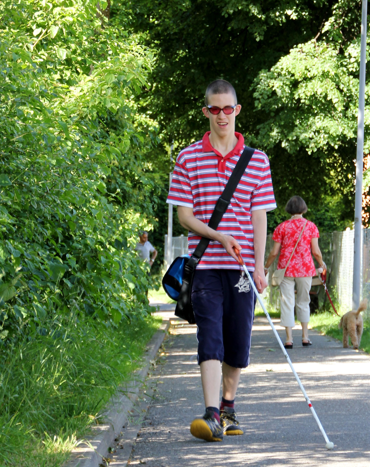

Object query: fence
[164,234,188,267]
[165,229,370,320]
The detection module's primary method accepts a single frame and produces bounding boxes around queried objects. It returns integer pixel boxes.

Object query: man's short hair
[139,230,148,237]
[285,196,308,215]
[205,79,238,106]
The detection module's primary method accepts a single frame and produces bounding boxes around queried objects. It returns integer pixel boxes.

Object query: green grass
[309,311,370,353]
[148,285,175,304]
[254,303,280,319]
[0,313,162,467]
[255,305,370,354]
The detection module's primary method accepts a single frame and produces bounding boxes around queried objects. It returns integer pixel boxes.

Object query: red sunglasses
[207,105,237,115]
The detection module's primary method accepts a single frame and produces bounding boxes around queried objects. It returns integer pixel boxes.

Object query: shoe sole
[224,428,244,436]
[190,419,223,442]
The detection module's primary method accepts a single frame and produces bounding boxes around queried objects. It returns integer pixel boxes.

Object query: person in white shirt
[135,231,157,268]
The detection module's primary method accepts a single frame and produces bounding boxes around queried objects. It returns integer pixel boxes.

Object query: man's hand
[251,209,267,293]
[218,234,241,262]
[253,266,268,293]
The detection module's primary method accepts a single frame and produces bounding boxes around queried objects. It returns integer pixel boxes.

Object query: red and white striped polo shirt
[167,132,276,270]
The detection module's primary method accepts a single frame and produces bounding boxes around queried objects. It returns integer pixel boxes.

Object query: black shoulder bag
[162,147,255,324]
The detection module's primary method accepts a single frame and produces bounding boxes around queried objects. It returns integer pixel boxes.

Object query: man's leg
[190,270,224,442]
[201,360,222,408]
[222,362,241,401]
[220,363,243,436]
[221,270,255,436]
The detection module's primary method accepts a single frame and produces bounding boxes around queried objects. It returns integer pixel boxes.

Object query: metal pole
[353,0,367,309]
[167,142,174,268]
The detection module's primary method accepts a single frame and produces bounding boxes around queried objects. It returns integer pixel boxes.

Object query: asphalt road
[110,309,370,467]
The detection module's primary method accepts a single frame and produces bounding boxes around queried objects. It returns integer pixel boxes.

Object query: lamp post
[166,142,174,268]
[353,0,368,309]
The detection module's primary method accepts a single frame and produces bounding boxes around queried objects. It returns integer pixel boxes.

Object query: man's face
[140,233,148,243]
[202,92,241,138]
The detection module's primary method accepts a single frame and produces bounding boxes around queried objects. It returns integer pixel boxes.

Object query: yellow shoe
[190,409,224,442]
[220,407,244,436]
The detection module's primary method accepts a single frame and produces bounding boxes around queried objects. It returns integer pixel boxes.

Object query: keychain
[235,269,251,293]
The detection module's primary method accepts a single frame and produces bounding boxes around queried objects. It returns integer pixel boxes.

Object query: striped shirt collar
[202,131,245,173]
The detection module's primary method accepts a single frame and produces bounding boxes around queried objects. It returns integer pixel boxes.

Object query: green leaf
[97,181,106,193]
[33,28,42,36]
[68,221,76,231]
[0,175,12,187]
[0,283,16,302]
[14,305,27,319]
[59,121,69,137]
[56,48,67,60]
[0,331,9,340]
[47,262,68,281]
[34,303,46,319]
[112,308,122,324]
[49,25,59,38]
[11,274,22,286]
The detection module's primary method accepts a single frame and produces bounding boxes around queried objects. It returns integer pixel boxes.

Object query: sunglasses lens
[223,106,235,115]
[208,106,221,115]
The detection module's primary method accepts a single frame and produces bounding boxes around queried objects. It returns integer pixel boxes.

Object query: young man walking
[167,79,276,441]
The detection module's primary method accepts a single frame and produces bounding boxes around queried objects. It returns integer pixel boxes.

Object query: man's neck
[209,132,238,157]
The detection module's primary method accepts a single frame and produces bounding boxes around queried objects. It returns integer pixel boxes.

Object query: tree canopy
[129,0,368,230]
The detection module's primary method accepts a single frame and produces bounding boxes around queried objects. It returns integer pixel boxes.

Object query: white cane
[233,248,334,450]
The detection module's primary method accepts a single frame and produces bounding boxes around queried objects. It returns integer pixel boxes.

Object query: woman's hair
[285,196,308,215]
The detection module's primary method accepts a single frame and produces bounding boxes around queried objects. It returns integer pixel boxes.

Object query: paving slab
[109,313,370,467]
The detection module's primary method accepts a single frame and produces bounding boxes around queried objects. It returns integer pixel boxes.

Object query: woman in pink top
[264,196,326,349]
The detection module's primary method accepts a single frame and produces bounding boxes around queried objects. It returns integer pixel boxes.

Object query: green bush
[0,0,161,340]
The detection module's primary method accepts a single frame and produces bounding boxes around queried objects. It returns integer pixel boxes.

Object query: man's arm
[150,248,158,267]
[251,209,268,293]
[177,206,241,262]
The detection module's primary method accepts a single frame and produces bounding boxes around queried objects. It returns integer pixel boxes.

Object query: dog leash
[318,270,340,317]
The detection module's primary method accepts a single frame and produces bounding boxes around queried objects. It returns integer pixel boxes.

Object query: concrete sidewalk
[110,305,370,466]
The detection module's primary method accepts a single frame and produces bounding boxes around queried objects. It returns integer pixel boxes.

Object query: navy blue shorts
[191,269,256,368]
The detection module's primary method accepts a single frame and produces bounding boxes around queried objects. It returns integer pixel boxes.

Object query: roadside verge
[64,319,170,467]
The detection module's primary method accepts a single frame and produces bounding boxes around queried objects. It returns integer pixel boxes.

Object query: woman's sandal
[302,339,313,347]
[284,342,293,349]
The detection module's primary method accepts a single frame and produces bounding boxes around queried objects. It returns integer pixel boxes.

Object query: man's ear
[235,104,242,117]
[202,107,210,118]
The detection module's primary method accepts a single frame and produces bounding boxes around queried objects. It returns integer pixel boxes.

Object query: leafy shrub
[0,0,160,340]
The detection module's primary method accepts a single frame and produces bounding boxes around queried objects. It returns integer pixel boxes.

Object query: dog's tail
[338,316,343,329]
[355,298,368,316]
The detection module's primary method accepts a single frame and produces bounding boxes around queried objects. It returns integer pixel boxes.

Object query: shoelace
[221,411,239,425]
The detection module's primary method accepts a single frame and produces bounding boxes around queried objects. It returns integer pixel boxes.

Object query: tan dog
[339,299,368,349]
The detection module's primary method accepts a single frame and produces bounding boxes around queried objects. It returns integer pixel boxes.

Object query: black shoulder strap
[192,146,255,261]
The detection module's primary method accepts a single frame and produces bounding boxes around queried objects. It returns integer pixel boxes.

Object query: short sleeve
[167,154,193,208]
[250,152,277,212]
[272,223,284,243]
[310,222,320,239]
[147,241,155,253]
